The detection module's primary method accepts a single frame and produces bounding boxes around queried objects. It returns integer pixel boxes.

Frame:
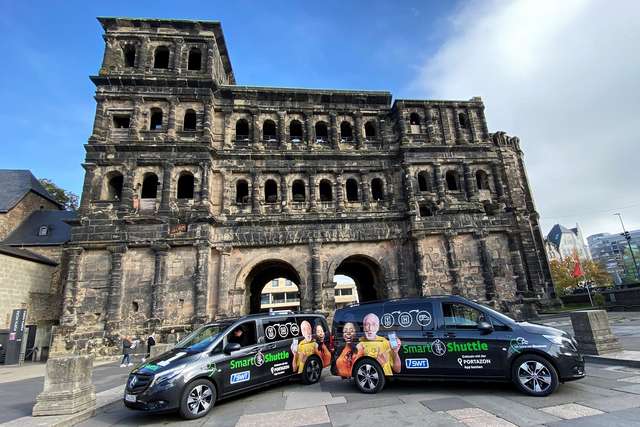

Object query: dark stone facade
[53,17,553,355]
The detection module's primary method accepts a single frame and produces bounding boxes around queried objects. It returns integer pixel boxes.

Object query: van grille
[126,373,153,394]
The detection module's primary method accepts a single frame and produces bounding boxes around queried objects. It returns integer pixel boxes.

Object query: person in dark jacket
[142,332,156,362]
[120,335,133,367]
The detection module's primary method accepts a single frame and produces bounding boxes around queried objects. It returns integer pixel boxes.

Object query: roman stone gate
[52,17,554,356]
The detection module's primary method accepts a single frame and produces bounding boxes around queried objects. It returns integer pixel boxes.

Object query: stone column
[329,112,339,150]
[433,163,445,200]
[570,310,622,355]
[105,245,127,336]
[412,235,427,297]
[305,112,314,149]
[404,168,417,211]
[167,100,177,140]
[61,247,83,327]
[437,106,450,145]
[453,108,462,144]
[252,110,262,150]
[463,163,477,201]
[130,97,141,139]
[203,100,213,143]
[150,243,169,322]
[280,172,288,213]
[159,162,173,214]
[398,112,409,144]
[480,105,490,140]
[251,172,260,214]
[215,246,232,318]
[206,41,215,77]
[385,171,395,208]
[354,112,363,149]
[90,97,108,140]
[507,232,528,296]
[139,36,150,72]
[308,171,317,212]
[394,240,406,298]
[336,174,345,212]
[360,171,370,210]
[444,232,461,295]
[491,162,505,202]
[310,242,322,311]
[277,111,286,150]
[193,243,210,324]
[466,107,478,143]
[78,164,96,214]
[425,107,436,144]
[475,231,496,301]
[118,168,135,214]
[222,109,232,149]
[378,116,387,149]
[200,161,210,207]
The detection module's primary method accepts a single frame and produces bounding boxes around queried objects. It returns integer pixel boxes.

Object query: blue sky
[1,1,638,237]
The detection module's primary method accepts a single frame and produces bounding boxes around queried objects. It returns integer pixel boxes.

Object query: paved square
[540,403,604,419]
[421,397,474,412]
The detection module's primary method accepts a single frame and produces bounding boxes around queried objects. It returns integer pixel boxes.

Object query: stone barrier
[570,310,622,355]
[32,354,96,416]
[150,343,173,358]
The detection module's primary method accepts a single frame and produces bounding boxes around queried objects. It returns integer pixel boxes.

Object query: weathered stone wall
[0,192,59,240]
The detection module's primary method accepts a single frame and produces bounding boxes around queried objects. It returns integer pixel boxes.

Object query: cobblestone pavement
[79,362,640,427]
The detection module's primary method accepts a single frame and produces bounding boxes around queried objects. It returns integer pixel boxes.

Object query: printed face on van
[300,320,312,341]
[316,324,325,340]
[363,313,380,340]
[343,322,355,342]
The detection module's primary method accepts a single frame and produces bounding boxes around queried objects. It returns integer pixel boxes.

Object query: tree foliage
[550,257,613,296]
[39,178,79,211]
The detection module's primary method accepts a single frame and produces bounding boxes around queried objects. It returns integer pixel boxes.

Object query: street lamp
[614,213,640,281]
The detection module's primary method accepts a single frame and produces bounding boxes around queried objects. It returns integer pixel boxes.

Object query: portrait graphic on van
[335,321,357,377]
[355,313,402,376]
[291,319,331,373]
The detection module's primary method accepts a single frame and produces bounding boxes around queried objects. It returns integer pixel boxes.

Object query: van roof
[338,295,469,310]
[205,311,325,326]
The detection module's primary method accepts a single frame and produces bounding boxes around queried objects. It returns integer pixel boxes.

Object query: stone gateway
[52,17,553,355]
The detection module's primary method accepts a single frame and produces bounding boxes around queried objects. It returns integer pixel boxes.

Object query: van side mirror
[224,343,241,354]
[477,321,494,334]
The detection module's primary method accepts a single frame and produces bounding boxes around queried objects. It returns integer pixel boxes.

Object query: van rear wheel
[302,355,323,385]
[353,358,385,394]
[512,354,559,397]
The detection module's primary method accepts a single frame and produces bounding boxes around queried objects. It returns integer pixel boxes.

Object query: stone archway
[334,255,387,303]
[245,259,303,314]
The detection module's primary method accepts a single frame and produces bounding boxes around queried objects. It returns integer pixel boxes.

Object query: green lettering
[447,342,454,352]
[481,342,488,351]
[471,341,478,351]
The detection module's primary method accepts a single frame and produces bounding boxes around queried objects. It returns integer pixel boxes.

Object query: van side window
[262,317,298,342]
[442,303,487,329]
[381,301,434,339]
[226,321,258,347]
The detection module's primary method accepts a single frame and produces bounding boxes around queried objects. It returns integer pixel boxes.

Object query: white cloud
[410,0,640,239]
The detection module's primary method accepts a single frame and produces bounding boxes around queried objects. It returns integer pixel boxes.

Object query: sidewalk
[0,357,118,384]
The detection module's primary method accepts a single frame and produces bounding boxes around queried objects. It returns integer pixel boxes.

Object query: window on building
[263,120,277,141]
[261,294,270,304]
[346,178,359,202]
[271,279,279,287]
[150,108,163,130]
[458,112,469,129]
[123,45,136,67]
[419,205,433,217]
[235,119,249,141]
[236,180,249,203]
[315,121,328,142]
[292,180,306,202]
[272,292,285,303]
[107,173,123,201]
[418,171,430,192]
[409,113,421,126]
[445,170,459,191]
[285,280,293,287]
[38,226,49,236]
[188,48,202,71]
[319,179,333,202]
[183,110,197,131]
[285,292,299,302]
[371,178,384,201]
[290,120,303,141]
[153,46,170,69]
[132,301,139,312]
[177,173,194,199]
[113,115,130,129]
[141,173,159,199]
[476,170,490,190]
[340,121,353,141]
[364,121,376,139]
[265,179,278,203]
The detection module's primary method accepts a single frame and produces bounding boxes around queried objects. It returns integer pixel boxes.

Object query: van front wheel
[512,354,559,397]
[179,379,216,419]
[353,358,385,394]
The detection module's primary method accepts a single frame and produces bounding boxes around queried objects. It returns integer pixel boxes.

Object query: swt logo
[405,358,429,369]
[230,371,250,384]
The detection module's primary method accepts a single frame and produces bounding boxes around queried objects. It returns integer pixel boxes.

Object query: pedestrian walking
[142,332,156,362]
[120,335,133,367]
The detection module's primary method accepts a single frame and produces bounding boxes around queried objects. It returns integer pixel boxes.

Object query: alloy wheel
[306,358,321,383]
[517,360,552,394]
[186,384,213,415]
[356,363,379,391]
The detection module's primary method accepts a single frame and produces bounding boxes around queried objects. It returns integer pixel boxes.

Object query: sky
[0,0,638,240]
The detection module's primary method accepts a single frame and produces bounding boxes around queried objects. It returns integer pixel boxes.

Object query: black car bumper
[555,352,585,382]
[123,384,182,413]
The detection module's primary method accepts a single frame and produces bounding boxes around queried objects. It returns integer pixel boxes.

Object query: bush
[593,293,606,307]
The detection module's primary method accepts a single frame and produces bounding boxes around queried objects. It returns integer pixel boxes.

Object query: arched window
[183,109,197,131]
[476,170,490,190]
[445,170,459,191]
[153,46,170,69]
[419,205,433,217]
[340,121,353,141]
[264,179,278,203]
[290,120,303,142]
[123,45,136,68]
[107,173,123,200]
[346,178,359,202]
[315,121,328,142]
[132,301,139,312]
[319,179,333,201]
[236,180,249,203]
[141,173,159,199]
[371,178,384,201]
[364,121,376,139]
[418,171,430,192]
[409,113,421,125]
[177,173,194,199]
[188,48,202,71]
[235,119,249,141]
[458,112,469,129]
[263,120,277,141]
[150,108,163,130]
[292,180,305,202]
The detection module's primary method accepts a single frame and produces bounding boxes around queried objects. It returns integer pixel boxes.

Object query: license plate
[125,393,137,402]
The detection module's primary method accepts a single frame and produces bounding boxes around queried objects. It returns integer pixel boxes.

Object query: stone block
[570,310,622,355]
[32,355,96,416]
[150,343,173,357]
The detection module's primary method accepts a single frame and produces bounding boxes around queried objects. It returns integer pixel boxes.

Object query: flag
[572,258,584,278]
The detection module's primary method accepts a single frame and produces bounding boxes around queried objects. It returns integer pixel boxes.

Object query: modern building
[52,17,553,355]
[588,230,640,284]
[546,224,591,262]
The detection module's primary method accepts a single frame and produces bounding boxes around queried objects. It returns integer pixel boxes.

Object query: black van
[124,311,331,419]
[330,296,584,396]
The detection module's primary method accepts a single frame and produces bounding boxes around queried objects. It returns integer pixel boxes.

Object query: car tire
[178,379,217,419]
[301,355,323,385]
[511,354,559,397]
[352,358,386,394]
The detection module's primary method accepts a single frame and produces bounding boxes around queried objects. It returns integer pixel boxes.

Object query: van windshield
[476,303,517,325]
[175,324,229,352]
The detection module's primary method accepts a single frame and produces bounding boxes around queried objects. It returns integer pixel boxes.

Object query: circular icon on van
[432,339,447,356]
[254,350,265,367]
[265,326,277,340]
[289,323,300,336]
[278,325,289,338]
[399,312,412,327]
[416,311,432,327]
[381,313,394,328]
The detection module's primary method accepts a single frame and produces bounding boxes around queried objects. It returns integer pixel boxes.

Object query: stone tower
[54,17,553,355]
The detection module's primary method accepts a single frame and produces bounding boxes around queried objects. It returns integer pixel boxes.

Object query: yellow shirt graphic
[296,339,317,373]
[358,337,393,376]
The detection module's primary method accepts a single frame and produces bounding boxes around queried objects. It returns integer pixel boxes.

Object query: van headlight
[543,335,577,352]
[151,366,185,387]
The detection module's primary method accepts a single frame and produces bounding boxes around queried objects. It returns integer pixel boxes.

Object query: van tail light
[329,333,335,352]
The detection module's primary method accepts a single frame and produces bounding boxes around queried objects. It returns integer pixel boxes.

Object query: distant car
[330,295,585,396]
[124,311,330,419]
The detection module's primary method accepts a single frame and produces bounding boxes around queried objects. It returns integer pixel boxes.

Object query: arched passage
[245,260,303,314]
[334,255,386,303]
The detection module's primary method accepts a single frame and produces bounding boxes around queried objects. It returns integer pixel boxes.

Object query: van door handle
[264,343,277,350]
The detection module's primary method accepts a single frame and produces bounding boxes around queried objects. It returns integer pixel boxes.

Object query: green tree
[621,243,640,284]
[550,257,613,296]
[39,178,79,211]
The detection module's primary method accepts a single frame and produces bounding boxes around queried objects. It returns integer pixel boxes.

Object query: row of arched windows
[113,108,198,132]
[416,169,491,192]
[235,118,378,143]
[235,177,386,204]
[105,171,195,201]
[121,44,203,71]
[408,112,470,130]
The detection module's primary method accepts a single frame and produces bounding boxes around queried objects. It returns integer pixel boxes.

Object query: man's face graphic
[363,314,380,340]
[301,321,312,341]
[343,323,355,342]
